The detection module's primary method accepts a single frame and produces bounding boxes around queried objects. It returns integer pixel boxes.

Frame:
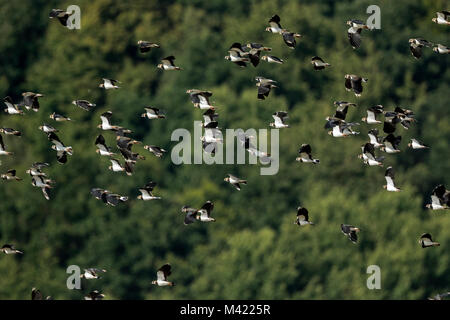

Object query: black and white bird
[201,109,219,127]
[269,111,289,128]
[39,123,58,133]
[428,292,450,300]
[381,134,401,153]
[31,175,52,200]
[137,181,161,201]
[432,11,450,25]
[99,78,120,89]
[245,43,271,67]
[237,132,271,162]
[0,127,21,137]
[334,101,357,109]
[345,74,368,97]
[21,92,44,112]
[3,96,24,115]
[91,188,109,200]
[266,14,283,34]
[81,268,107,279]
[296,144,320,164]
[341,224,360,243]
[426,184,449,210]
[26,162,50,177]
[49,9,70,26]
[347,19,370,49]
[327,121,360,137]
[394,106,416,129]
[409,38,433,59]
[261,55,284,64]
[186,89,216,110]
[362,105,383,124]
[101,192,128,206]
[98,111,129,132]
[48,132,73,160]
[157,56,181,70]
[141,107,165,119]
[152,264,175,287]
[31,288,52,300]
[433,43,450,54]
[143,145,166,158]
[95,134,115,156]
[72,100,96,111]
[84,290,105,300]
[408,138,429,150]
[224,174,247,191]
[108,158,131,175]
[384,167,401,192]
[224,50,249,67]
[196,201,216,222]
[311,56,331,70]
[295,207,314,226]
[281,30,302,49]
[419,233,440,248]
[1,244,23,254]
[359,142,384,166]
[137,40,160,53]
[367,129,384,149]
[50,112,72,121]
[201,122,223,144]
[1,169,22,181]
[255,77,277,100]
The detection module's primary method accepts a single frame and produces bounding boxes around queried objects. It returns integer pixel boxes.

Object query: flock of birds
[0,8,448,300]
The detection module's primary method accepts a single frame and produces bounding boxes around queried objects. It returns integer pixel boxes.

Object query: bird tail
[239,180,247,184]
[431,242,440,247]
[175,67,182,70]
[16,250,23,254]
[170,282,176,286]
[362,78,369,82]
[158,115,166,119]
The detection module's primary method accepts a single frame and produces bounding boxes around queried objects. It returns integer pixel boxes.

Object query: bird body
[99,78,120,89]
[224,174,247,190]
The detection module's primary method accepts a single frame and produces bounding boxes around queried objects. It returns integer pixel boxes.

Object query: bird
[255,77,277,100]
[347,19,370,49]
[266,14,283,34]
[201,122,223,144]
[344,74,368,97]
[72,100,96,111]
[367,129,384,149]
[98,111,129,131]
[95,134,115,156]
[1,169,22,181]
[381,134,401,153]
[201,109,219,127]
[269,111,289,128]
[137,181,161,201]
[245,44,271,67]
[327,121,360,137]
[196,201,216,222]
[426,184,449,210]
[341,224,360,243]
[99,78,120,89]
[26,162,50,177]
[186,89,216,110]
[157,56,181,70]
[311,56,331,70]
[91,188,109,200]
[1,244,23,254]
[48,132,73,157]
[80,268,107,279]
[246,43,271,52]
[31,176,52,200]
[182,206,199,225]
[49,9,70,26]
[394,106,416,129]
[428,292,450,300]
[419,233,440,248]
[359,142,384,166]
[334,101,357,109]
[409,38,433,59]
[21,92,44,112]
[296,144,320,164]
[362,105,383,124]
[384,167,401,192]
[141,107,165,119]
[50,112,72,121]
[137,40,160,53]
[108,158,128,174]
[101,192,128,206]
[408,138,429,150]
[39,123,58,133]
[224,50,249,67]
[119,147,145,164]
[281,30,302,49]
[0,128,21,137]
[237,132,271,162]
[143,145,166,158]
[31,288,52,300]
[260,55,284,64]
[84,290,105,300]
[3,96,24,115]
[224,174,247,191]
[432,11,450,25]
[432,43,450,54]
[295,207,314,226]
[152,264,175,287]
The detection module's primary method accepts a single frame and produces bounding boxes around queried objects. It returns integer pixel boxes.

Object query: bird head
[143,145,150,150]
[432,18,437,23]
[295,156,302,162]
[265,27,272,32]
[151,280,158,285]
[346,20,352,26]
[269,122,275,127]
[327,131,333,136]
[425,204,432,209]
[407,142,412,148]
[224,56,230,61]
[51,145,57,151]
[98,83,104,88]
[261,56,268,61]
[157,64,163,69]
[432,47,439,53]
[137,195,142,200]
[97,124,102,129]
[361,117,367,122]
[224,177,229,182]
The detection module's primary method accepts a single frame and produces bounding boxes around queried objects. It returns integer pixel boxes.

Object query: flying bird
[137,181,161,201]
[99,78,120,89]
[141,107,165,119]
[137,40,160,53]
[98,111,129,132]
[362,105,383,124]
[21,92,44,112]
[433,43,450,54]
[50,112,72,121]
[1,244,23,254]
[270,111,289,128]
[31,288,52,300]
[186,89,216,110]
[48,132,73,158]
[95,134,115,156]
[426,184,449,210]
[152,264,175,287]
[344,74,368,97]
[409,38,433,59]
[347,19,370,49]
[157,56,181,70]
[432,11,450,25]
[1,169,22,181]
[261,55,284,64]
[311,56,331,70]
[281,30,302,49]
[84,290,105,300]
[384,167,401,192]
[72,100,96,111]
[224,174,247,191]
[367,129,384,149]
[295,207,314,226]
[49,9,70,26]
[296,144,320,164]
[81,268,107,279]
[39,123,58,133]
[419,233,440,248]
[428,292,450,300]
[0,128,21,137]
[101,192,128,206]
[266,14,283,34]
[359,142,384,166]
[255,77,277,100]
[224,50,249,67]
[408,138,429,150]
[341,224,360,243]
[3,96,24,115]
[143,145,166,158]
[381,134,401,153]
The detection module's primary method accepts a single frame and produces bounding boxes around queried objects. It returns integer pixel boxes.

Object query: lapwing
[137,181,161,201]
[296,144,320,164]
[152,264,175,287]
[224,174,247,191]
[341,224,360,243]
[295,207,314,226]
[157,56,181,70]
[419,233,440,248]
[384,167,401,192]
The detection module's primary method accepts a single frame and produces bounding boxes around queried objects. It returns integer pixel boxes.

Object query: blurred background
[0,0,448,299]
